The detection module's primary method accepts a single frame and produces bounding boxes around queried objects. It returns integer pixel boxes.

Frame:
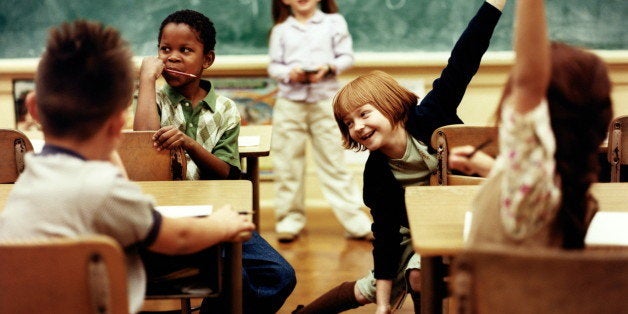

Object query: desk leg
[422,255,445,314]
[224,242,243,314]
[244,156,260,231]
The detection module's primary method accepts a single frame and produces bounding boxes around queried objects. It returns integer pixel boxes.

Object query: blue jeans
[201,231,296,314]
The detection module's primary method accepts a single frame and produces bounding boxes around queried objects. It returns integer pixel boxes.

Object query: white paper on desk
[463,211,473,243]
[155,205,213,218]
[585,212,628,246]
[238,136,260,147]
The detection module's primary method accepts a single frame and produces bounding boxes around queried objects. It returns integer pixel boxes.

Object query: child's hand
[152,125,194,151]
[289,67,308,83]
[209,205,255,242]
[306,64,332,83]
[375,304,392,314]
[448,145,494,177]
[139,56,165,81]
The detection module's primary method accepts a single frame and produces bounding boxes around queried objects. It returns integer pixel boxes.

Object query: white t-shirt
[0,149,160,313]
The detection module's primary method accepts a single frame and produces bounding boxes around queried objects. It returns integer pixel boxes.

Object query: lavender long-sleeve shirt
[268,10,354,103]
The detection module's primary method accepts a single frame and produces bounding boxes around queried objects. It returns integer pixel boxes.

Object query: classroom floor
[258,205,418,314]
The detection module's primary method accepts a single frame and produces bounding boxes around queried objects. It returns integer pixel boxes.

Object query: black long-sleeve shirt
[363,2,503,280]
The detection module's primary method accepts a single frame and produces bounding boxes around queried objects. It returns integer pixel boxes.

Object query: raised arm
[412,0,505,136]
[510,0,550,114]
[498,0,559,240]
[134,56,164,130]
[486,0,507,11]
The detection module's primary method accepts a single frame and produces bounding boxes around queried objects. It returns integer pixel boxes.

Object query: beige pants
[271,97,372,237]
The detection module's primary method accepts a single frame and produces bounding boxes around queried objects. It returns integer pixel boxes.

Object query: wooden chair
[0,128,34,183]
[117,131,219,314]
[451,247,628,314]
[0,235,128,314]
[607,115,628,182]
[118,131,186,181]
[430,124,498,186]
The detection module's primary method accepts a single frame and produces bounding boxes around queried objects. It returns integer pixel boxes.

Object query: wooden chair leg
[180,298,192,314]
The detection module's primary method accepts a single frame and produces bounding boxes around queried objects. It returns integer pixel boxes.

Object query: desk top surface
[406,182,628,256]
[238,125,272,157]
[1,180,252,213]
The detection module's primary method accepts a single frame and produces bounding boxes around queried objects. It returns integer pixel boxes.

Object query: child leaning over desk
[293,0,506,313]
[452,0,613,249]
[0,20,255,314]
[267,0,373,242]
[134,9,295,314]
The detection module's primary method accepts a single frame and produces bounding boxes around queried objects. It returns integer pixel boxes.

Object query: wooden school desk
[0,184,11,208]
[238,125,272,230]
[137,180,252,314]
[0,180,252,314]
[405,183,628,314]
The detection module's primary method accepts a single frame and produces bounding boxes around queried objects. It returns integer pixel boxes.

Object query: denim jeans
[201,231,296,314]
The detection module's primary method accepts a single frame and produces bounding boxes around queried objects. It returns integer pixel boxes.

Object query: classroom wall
[2,51,628,128]
[2,51,628,209]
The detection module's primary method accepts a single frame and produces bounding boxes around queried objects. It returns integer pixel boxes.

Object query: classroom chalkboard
[0,0,626,59]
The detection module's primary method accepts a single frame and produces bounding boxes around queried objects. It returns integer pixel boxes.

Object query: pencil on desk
[467,139,493,158]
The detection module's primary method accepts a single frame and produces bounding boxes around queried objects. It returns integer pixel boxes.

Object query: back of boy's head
[333,70,418,151]
[36,20,134,141]
[159,10,216,54]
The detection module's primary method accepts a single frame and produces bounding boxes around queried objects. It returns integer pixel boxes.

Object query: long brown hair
[496,42,613,249]
[271,0,339,25]
[546,42,612,249]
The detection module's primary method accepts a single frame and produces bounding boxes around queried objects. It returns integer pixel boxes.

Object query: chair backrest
[607,115,628,182]
[0,235,129,314]
[430,124,498,185]
[117,130,186,181]
[0,128,34,183]
[451,247,628,314]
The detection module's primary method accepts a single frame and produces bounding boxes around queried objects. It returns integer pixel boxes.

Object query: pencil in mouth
[164,68,198,78]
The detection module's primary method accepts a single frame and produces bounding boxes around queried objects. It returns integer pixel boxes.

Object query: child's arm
[134,56,165,130]
[448,145,495,177]
[486,0,507,11]
[413,0,505,133]
[375,279,393,314]
[148,205,255,255]
[152,125,237,179]
[510,0,550,114]
[109,150,129,179]
[497,0,558,239]
[307,14,354,84]
[267,25,309,84]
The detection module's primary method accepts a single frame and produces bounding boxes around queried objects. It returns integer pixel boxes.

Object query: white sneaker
[277,231,298,243]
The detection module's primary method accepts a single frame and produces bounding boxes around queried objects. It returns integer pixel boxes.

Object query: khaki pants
[271,97,372,237]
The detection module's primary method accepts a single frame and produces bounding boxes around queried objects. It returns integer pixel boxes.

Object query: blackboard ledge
[0,50,626,77]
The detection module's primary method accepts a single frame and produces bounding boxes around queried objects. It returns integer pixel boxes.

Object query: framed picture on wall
[12,80,43,144]
[212,77,276,126]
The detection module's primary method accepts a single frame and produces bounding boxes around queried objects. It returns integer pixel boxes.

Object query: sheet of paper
[463,211,473,243]
[155,205,213,218]
[585,212,628,247]
[238,135,260,147]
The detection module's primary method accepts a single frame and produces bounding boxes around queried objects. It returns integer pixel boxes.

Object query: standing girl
[294,0,506,312]
[268,0,372,242]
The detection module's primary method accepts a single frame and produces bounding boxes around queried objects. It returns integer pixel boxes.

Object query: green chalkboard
[0,0,626,59]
